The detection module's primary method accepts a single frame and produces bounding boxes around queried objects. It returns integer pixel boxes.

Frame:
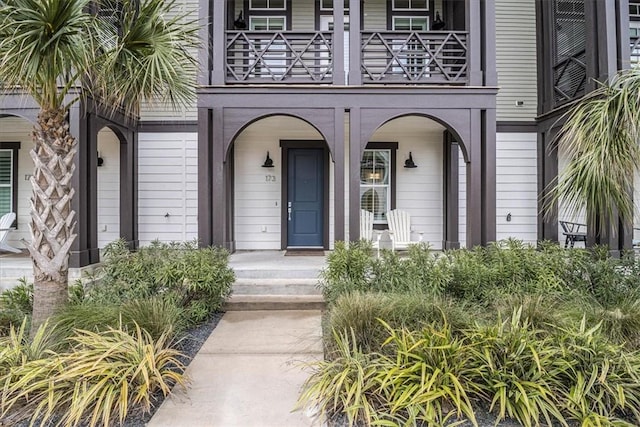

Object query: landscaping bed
[0,240,234,427]
[298,241,640,427]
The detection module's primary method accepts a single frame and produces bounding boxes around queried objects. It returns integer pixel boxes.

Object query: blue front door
[287,148,324,247]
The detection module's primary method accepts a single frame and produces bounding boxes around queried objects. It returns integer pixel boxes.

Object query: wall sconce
[404,152,417,168]
[97,153,104,167]
[262,151,274,168]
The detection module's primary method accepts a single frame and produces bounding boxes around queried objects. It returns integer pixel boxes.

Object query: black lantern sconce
[404,152,417,168]
[97,153,104,167]
[262,151,274,168]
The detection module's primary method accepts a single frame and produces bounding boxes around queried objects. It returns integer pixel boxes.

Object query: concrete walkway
[149,310,323,427]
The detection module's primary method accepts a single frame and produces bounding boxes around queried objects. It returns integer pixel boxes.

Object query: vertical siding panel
[495,0,538,120]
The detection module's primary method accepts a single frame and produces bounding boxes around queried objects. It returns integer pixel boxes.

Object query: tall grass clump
[0,324,187,427]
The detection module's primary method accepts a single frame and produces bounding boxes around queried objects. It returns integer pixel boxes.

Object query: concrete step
[224,295,325,311]
[233,268,323,280]
[232,278,321,296]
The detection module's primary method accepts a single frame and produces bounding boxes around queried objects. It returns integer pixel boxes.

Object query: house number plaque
[265,175,276,182]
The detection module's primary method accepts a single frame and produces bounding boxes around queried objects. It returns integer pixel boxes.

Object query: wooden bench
[559,220,587,248]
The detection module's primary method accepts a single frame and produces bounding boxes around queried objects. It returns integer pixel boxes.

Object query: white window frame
[0,149,14,217]
[360,149,391,224]
[249,0,287,11]
[249,16,287,31]
[320,0,349,11]
[392,0,429,12]
[631,21,640,65]
[392,16,429,31]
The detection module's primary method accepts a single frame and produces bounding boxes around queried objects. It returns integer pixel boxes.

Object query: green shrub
[0,278,33,314]
[0,319,57,376]
[0,324,187,427]
[86,240,234,325]
[320,241,373,304]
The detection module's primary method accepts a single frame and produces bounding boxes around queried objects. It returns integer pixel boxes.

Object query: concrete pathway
[148,310,323,427]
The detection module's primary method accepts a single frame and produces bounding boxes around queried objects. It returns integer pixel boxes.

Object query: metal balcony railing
[360,31,468,84]
[226,31,334,83]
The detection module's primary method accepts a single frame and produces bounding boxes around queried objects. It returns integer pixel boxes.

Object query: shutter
[553,0,586,104]
[0,150,12,215]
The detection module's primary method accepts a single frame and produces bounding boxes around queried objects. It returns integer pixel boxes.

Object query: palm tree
[547,68,640,244]
[0,0,198,329]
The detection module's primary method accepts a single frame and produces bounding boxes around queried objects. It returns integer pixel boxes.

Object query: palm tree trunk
[28,109,78,331]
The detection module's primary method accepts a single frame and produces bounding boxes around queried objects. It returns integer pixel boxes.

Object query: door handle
[288,207,292,221]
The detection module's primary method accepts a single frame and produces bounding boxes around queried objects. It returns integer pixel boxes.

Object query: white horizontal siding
[292,0,315,30]
[364,0,386,30]
[496,132,537,244]
[495,0,538,121]
[138,133,198,245]
[97,129,121,248]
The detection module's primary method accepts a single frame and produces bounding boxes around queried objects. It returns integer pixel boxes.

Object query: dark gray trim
[496,121,537,133]
[443,131,459,249]
[138,121,198,133]
[349,107,362,241]
[197,108,214,247]
[0,142,20,227]
[279,140,330,250]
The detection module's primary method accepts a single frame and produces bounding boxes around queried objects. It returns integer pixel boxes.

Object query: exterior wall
[364,0,386,30]
[97,128,121,248]
[0,117,33,249]
[137,133,198,245]
[292,0,315,30]
[495,132,537,244]
[495,0,537,120]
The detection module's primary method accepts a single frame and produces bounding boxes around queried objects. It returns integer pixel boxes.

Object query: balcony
[226,31,334,84]
[361,31,468,84]
[224,30,468,85]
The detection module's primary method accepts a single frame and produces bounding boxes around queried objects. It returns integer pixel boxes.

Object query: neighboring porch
[0,94,139,269]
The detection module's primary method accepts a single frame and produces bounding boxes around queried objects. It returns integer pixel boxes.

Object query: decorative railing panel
[631,37,640,66]
[553,49,586,104]
[226,31,333,83]
[360,31,468,84]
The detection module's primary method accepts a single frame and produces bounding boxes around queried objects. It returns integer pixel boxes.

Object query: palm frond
[545,68,640,230]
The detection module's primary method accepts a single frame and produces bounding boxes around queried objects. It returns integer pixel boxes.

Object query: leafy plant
[0,319,57,376]
[0,324,187,427]
[0,278,33,315]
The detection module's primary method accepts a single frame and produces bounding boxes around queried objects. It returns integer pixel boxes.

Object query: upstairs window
[320,0,349,11]
[249,16,286,30]
[249,0,286,10]
[393,17,428,31]
[392,0,428,11]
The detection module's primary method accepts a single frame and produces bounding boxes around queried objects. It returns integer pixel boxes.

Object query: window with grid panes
[360,150,390,224]
[392,0,428,11]
[320,0,349,11]
[250,0,286,10]
[0,150,13,216]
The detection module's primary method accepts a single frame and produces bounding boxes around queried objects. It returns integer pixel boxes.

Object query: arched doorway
[96,127,121,249]
[231,115,333,250]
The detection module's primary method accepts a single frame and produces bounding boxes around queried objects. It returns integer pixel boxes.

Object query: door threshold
[284,248,325,256]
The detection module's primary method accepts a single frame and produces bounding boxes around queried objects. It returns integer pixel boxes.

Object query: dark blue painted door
[287,149,324,247]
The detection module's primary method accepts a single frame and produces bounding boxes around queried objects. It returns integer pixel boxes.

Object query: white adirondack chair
[387,209,423,251]
[360,209,380,256]
[0,212,21,253]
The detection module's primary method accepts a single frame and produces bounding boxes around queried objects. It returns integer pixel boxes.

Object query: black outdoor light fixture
[262,151,274,168]
[404,152,417,168]
[97,153,104,167]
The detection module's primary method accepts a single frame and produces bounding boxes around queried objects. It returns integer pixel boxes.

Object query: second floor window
[250,0,286,10]
[392,0,428,11]
[320,0,349,11]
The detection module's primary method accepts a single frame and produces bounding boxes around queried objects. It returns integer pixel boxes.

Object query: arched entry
[231,115,332,250]
[361,115,455,249]
[96,127,122,248]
